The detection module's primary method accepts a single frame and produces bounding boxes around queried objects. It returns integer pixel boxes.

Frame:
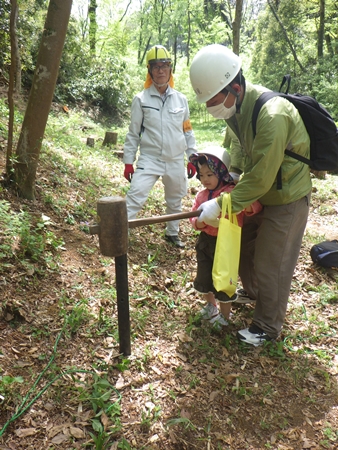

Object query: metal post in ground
[90,196,130,356]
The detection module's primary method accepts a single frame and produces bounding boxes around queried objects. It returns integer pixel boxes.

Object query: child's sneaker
[199,303,218,320]
[209,313,229,330]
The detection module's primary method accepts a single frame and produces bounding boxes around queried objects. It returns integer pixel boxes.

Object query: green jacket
[225,127,244,175]
[223,82,312,213]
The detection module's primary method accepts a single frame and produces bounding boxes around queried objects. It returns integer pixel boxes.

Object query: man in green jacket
[189,44,312,346]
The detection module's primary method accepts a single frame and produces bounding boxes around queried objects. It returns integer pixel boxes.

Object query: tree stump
[86,137,95,147]
[102,131,118,147]
[311,170,327,179]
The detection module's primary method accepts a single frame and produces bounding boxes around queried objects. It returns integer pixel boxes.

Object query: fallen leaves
[1,161,337,450]
[14,428,36,438]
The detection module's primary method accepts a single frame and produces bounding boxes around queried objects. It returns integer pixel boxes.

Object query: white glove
[198,199,221,226]
[230,172,240,183]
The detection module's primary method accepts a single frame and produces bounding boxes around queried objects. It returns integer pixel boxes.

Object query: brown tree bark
[7,0,18,181]
[186,5,191,65]
[10,0,21,92]
[102,131,118,146]
[15,0,73,200]
[232,0,243,55]
[318,0,325,59]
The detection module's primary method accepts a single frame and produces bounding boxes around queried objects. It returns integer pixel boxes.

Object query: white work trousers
[126,155,188,236]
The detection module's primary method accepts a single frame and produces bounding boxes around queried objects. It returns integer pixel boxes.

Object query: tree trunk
[140,36,152,66]
[325,33,334,56]
[173,34,177,72]
[232,0,243,55]
[102,131,118,146]
[15,0,73,200]
[9,0,21,92]
[7,0,18,181]
[87,137,95,147]
[88,0,97,57]
[317,0,325,59]
[186,6,191,65]
[267,0,305,73]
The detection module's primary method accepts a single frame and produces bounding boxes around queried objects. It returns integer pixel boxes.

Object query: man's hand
[197,217,219,228]
[187,162,196,178]
[206,219,220,228]
[230,172,240,184]
[124,164,134,182]
[198,198,221,226]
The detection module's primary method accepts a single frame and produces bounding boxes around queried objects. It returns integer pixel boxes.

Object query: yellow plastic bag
[212,193,241,297]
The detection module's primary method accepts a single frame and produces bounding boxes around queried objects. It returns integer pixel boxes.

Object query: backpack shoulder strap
[279,74,291,94]
[252,91,283,137]
[252,74,292,136]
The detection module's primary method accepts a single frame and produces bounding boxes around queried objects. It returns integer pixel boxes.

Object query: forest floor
[0,106,338,450]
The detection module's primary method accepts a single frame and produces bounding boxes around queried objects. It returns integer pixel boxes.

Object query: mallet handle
[128,210,201,228]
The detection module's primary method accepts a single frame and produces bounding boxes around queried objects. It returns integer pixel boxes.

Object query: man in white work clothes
[123,45,197,248]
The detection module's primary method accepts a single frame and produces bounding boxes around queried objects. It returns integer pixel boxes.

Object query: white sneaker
[237,325,273,346]
[199,303,218,320]
[209,313,229,330]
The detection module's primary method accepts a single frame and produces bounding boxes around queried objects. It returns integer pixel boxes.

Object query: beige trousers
[239,192,311,339]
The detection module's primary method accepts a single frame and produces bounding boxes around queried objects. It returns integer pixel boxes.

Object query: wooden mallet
[89,196,200,355]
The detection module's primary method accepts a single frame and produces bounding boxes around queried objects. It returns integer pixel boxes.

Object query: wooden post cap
[97,196,128,257]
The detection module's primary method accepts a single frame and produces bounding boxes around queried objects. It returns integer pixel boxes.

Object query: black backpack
[252,75,338,173]
[310,240,338,268]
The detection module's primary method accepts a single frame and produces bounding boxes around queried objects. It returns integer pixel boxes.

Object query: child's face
[198,163,219,190]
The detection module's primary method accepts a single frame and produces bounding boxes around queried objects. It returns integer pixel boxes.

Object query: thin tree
[187,3,191,65]
[318,0,325,58]
[15,0,73,200]
[6,0,19,182]
[232,0,243,55]
[88,0,97,57]
[267,0,305,72]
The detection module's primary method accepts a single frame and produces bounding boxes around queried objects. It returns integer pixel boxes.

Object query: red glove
[187,162,196,178]
[124,164,134,182]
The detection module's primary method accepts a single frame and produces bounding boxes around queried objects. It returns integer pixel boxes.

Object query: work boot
[165,235,185,248]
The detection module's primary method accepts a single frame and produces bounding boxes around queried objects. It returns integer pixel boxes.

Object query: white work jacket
[123,84,197,164]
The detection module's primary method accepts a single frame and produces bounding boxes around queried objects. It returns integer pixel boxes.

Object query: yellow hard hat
[146,45,171,66]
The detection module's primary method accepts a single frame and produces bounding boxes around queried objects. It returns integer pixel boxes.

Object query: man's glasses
[151,63,171,72]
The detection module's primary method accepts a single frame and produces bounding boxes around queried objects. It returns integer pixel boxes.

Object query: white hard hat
[189,146,231,182]
[200,145,231,169]
[189,44,242,103]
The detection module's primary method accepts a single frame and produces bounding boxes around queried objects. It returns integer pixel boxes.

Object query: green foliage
[81,374,122,449]
[55,56,131,118]
[0,375,24,401]
[2,0,338,123]
[0,201,64,268]
[61,301,92,336]
[166,416,196,431]
[16,0,49,86]
[248,0,338,117]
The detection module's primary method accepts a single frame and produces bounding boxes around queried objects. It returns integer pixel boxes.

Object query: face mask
[207,95,237,120]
